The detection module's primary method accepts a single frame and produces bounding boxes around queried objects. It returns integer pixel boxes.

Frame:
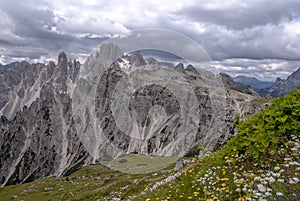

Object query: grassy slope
[0,156,178,201]
[139,88,300,200]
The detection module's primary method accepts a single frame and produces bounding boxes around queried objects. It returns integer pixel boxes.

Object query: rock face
[0,43,263,186]
[220,73,235,87]
[0,54,89,186]
[264,67,300,97]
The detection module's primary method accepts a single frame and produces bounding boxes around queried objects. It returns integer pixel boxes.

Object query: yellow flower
[193,191,200,196]
[179,195,183,198]
[238,198,244,201]
[145,198,151,201]
[221,183,226,187]
[188,196,193,199]
[221,178,229,181]
[206,199,214,201]
[189,169,193,173]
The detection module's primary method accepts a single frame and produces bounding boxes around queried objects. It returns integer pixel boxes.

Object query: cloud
[0,0,299,80]
[210,59,300,81]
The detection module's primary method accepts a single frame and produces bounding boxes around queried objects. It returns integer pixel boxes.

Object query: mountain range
[233,69,300,98]
[233,76,273,90]
[0,43,264,186]
[262,67,300,97]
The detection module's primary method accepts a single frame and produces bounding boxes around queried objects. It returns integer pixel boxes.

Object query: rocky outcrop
[264,67,300,97]
[0,43,263,186]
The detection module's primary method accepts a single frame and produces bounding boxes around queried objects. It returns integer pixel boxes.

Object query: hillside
[141,86,300,200]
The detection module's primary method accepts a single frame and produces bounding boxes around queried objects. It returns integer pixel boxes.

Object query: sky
[0,0,300,81]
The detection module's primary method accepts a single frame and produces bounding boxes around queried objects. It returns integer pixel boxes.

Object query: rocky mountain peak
[264,67,300,97]
[128,50,146,66]
[288,67,300,80]
[220,73,234,87]
[175,63,184,72]
[58,52,68,65]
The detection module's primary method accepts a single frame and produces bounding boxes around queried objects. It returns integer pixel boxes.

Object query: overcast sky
[0,0,300,81]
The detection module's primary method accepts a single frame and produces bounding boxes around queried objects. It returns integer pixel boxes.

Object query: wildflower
[265,192,272,197]
[222,183,226,187]
[254,176,261,181]
[221,178,229,181]
[276,192,283,196]
[188,196,193,199]
[145,198,151,201]
[267,177,275,183]
[257,184,266,192]
[274,166,280,171]
[193,191,199,196]
[289,177,299,184]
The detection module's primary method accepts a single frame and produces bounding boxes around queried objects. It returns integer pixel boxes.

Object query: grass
[251,98,271,105]
[0,156,178,201]
[104,154,178,174]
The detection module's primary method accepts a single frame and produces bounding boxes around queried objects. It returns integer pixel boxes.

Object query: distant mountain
[264,67,300,97]
[0,61,30,74]
[233,76,273,90]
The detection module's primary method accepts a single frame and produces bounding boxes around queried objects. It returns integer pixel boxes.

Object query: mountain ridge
[0,43,263,186]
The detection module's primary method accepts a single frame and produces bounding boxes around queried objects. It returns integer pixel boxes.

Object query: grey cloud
[212,59,300,81]
[0,0,299,81]
[176,0,300,29]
